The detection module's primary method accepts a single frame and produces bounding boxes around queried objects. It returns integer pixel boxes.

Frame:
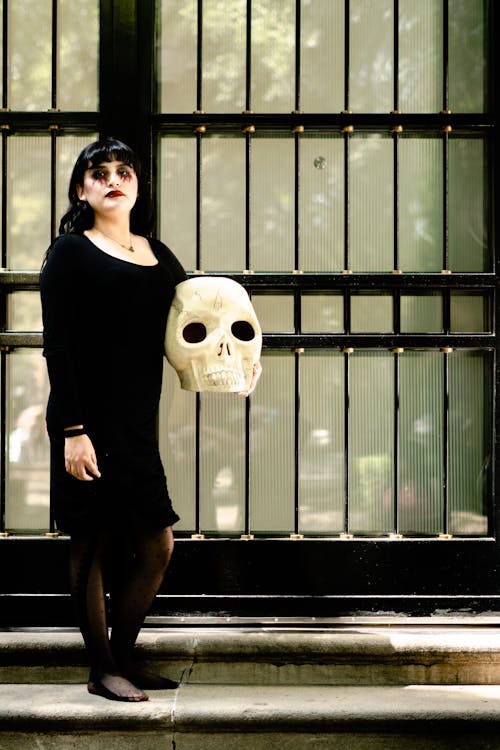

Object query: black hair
[44,138,154,263]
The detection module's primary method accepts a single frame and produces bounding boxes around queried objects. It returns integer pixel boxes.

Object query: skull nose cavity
[218,340,232,358]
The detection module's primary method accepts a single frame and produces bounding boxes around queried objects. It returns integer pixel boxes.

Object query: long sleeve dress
[40,233,187,535]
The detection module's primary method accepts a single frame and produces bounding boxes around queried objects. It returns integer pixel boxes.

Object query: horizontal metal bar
[262,334,495,349]
[0,112,100,132]
[0,333,43,347]
[2,271,495,290]
[153,112,493,131]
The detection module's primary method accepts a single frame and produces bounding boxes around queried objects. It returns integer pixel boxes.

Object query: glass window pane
[159,0,197,113]
[448,137,488,272]
[300,136,344,272]
[450,294,489,333]
[351,294,392,333]
[159,137,197,271]
[449,351,489,535]
[58,0,99,111]
[399,0,443,113]
[399,352,443,535]
[401,295,443,333]
[203,0,246,112]
[399,137,443,272]
[5,351,50,532]
[301,0,344,113]
[7,292,42,331]
[202,137,245,272]
[350,0,393,113]
[252,294,294,333]
[159,363,197,533]
[251,136,294,272]
[449,0,487,113]
[299,351,344,534]
[349,352,394,534]
[302,294,343,334]
[8,0,51,110]
[200,393,246,535]
[350,135,393,272]
[251,352,295,533]
[7,136,51,270]
[251,0,295,113]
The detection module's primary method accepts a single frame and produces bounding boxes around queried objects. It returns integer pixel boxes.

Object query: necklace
[96,228,135,253]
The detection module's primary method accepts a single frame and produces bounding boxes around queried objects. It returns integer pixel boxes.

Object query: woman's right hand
[64,434,101,481]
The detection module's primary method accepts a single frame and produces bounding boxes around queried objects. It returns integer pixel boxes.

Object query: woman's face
[76,160,138,219]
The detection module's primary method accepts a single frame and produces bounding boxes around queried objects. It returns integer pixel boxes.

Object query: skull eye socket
[231,320,256,341]
[182,322,207,343]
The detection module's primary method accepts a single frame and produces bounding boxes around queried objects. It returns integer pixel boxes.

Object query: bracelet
[64,428,86,438]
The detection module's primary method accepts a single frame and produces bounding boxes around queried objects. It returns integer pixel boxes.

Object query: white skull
[165,277,262,392]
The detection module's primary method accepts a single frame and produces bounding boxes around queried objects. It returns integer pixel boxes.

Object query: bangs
[84,140,140,175]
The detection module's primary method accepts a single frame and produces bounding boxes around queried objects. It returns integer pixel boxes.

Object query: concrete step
[2,682,500,749]
[2,624,500,686]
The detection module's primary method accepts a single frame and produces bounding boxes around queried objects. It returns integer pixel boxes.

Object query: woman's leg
[109,526,176,688]
[69,532,148,701]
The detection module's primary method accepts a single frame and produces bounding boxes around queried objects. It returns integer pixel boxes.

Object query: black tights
[70,526,174,695]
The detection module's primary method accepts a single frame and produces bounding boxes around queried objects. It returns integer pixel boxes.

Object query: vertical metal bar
[0,349,6,533]
[245,0,252,112]
[442,127,450,271]
[342,349,351,536]
[294,347,301,536]
[245,129,251,270]
[343,127,351,271]
[1,128,8,269]
[343,0,350,112]
[51,0,58,110]
[442,0,449,112]
[392,127,400,272]
[294,0,301,112]
[49,127,58,243]
[243,370,251,537]
[442,350,450,535]
[195,129,203,270]
[195,392,201,535]
[393,350,401,534]
[393,0,399,113]
[196,0,203,112]
[2,0,8,110]
[294,128,301,271]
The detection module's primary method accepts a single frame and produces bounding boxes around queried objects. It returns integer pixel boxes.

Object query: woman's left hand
[238,362,262,397]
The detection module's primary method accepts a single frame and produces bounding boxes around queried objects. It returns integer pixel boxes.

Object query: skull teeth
[203,368,242,387]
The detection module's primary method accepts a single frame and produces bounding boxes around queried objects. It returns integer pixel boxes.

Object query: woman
[40,138,187,702]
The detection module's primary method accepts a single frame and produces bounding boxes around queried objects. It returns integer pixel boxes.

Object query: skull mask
[165,277,262,392]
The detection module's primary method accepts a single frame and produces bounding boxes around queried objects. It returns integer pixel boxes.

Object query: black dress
[40,233,187,534]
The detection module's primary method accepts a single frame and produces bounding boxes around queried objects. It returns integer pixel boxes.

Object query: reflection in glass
[8,0,51,110]
[399,352,443,534]
[301,0,344,113]
[251,0,295,113]
[449,138,487,272]
[349,0,393,113]
[251,352,295,533]
[159,137,197,271]
[5,351,50,532]
[349,352,394,534]
[301,294,343,334]
[58,0,98,111]
[7,292,42,331]
[449,351,489,535]
[202,137,245,272]
[450,294,488,333]
[449,0,486,113]
[350,136,393,272]
[159,362,197,533]
[401,295,443,333]
[399,0,442,113]
[399,137,442,272]
[200,393,246,534]
[252,294,294,333]
[299,352,344,534]
[159,0,197,113]
[351,294,392,333]
[300,136,344,272]
[203,0,246,112]
[251,137,294,272]
[7,136,51,270]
